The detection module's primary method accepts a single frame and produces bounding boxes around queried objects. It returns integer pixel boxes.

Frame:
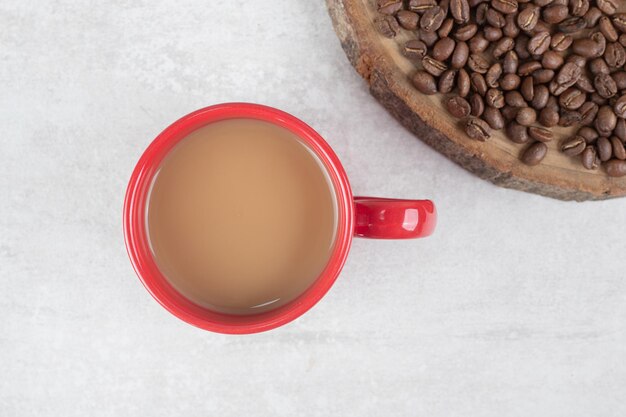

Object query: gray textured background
[1,1,625,416]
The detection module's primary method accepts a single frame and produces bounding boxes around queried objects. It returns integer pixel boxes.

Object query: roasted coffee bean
[470,94,485,116]
[572,37,604,58]
[599,16,619,43]
[468,54,490,73]
[594,73,618,98]
[612,72,626,90]
[451,41,470,68]
[377,0,403,15]
[486,8,506,28]
[580,102,599,125]
[596,105,618,136]
[613,94,626,118]
[570,0,590,17]
[464,117,491,141]
[471,72,489,95]
[581,145,599,169]
[507,122,530,143]
[451,0,470,24]
[439,70,457,93]
[611,136,626,160]
[501,105,519,121]
[433,37,456,61]
[534,69,555,84]
[506,90,527,107]
[576,75,595,93]
[529,126,553,142]
[597,137,613,161]
[438,18,455,38]
[589,58,610,75]
[476,3,489,25]
[551,63,582,95]
[518,61,542,76]
[605,42,626,69]
[521,77,534,102]
[561,135,587,155]
[446,95,472,118]
[543,5,569,24]
[515,35,531,59]
[559,110,582,127]
[591,92,608,105]
[418,29,439,46]
[397,11,420,30]
[503,51,519,74]
[597,0,618,16]
[483,106,506,129]
[408,0,436,13]
[455,24,479,41]
[559,17,587,34]
[567,54,588,68]
[531,85,550,109]
[438,0,449,15]
[404,40,428,60]
[457,68,471,97]
[606,160,626,177]
[491,0,518,15]
[422,56,448,76]
[578,126,599,143]
[541,51,564,70]
[613,14,626,33]
[615,118,626,140]
[539,107,560,126]
[503,14,520,38]
[493,37,515,58]
[412,71,438,94]
[375,15,400,38]
[500,73,521,90]
[551,33,573,52]
[485,26,504,42]
[559,88,586,110]
[584,7,603,27]
[528,32,551,55]
[546,96,559,112]
[521,141,548,165]
[420,6,446,32]
[486,63,503,88]
[469,33,490,53]
[486,88,506,108]
[517,5,540,31]
[516,106,537,125]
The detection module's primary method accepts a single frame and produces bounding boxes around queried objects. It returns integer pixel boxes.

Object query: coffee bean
[516,107,537,125]
[567,54,588,68]
[576,75,595,93]
[518,61,542,76]
[597,137,613,161]
[546,96,559,112]
[501,105,519,121]
[446,95,472,118]
[521,77,534,101]
[455,24,479,41]
[471,73,488,95]
[457,68,471,97]
[504,14,520,38]
[470,94,485,116]
[517,5,540,31]
[534,69,555,84]
[412,71,438,94]
[597,0,618,16]
[375,15,400,38]
[580,102,599,125]
[507,121,530,143]
[543,5,569,24]
[419,29,439,46]
[539,107,560,127]
[451,41,470,68]
[476,3,489,25]
[521,141,548,165]
[422,56,448,76]
[594,73,618,98]
[500,73,521,90]
[486,63,503,88]
[605,42,626,69]
[486,8,506,28]
[494,37,515,58]
[451,0,470,24]
[433,38,456,61]
[599,17,619,43]
[551,33,573,52]
[570,0,590,18]
[404,40,428,60]
[559,110,582,127]
[506,90,527,107]
[611,136,626,160]
[468,54,490,73]
[581,146,599,169]
[438,18,455,38]
[503,51,519,74]
[606,160,626,176]
[578,126,599,143]
[515,35,531,59]
[591,92,608,105]
[469,33,489,53]
[528,32,551,55]
[572,38,603,58]
[541,51,564,70]
[485,26,504,42]
[613,94,626,118]
[596,105,618,136]
[491,0,518,15]
[613,72,626,90]
[486,88,506,108]
[612,14,626,33]
[559,17,587,34]
[561,136,587,155]
[615,118,626,140]
[584,7,603,28]
[559,88,586,110]
[529,126,553,142]
[408,0,436,13]
[420,6,446,32]
[483,106,505,129]
[531,85,550,109]
[377,0,403,15]
[551,63,582,95]
[438,70,457,94]
[464,117,491,141]
[396,11,420,30]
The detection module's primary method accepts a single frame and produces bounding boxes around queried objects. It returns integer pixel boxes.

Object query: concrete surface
[1,1,625,416]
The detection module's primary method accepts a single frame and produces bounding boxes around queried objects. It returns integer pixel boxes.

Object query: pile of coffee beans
[375,0,626,176]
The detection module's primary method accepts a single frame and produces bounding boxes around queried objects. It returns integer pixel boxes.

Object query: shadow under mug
[124,103,437,334]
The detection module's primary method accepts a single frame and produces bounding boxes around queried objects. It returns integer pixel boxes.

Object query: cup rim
[123,103,354,334]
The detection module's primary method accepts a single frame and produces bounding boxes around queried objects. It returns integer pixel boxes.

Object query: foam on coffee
[147,119,337,314]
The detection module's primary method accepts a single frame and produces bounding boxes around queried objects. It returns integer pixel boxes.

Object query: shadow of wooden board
[326,0,626,201]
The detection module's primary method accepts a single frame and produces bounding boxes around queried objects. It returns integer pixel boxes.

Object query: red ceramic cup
[124,103,436,334]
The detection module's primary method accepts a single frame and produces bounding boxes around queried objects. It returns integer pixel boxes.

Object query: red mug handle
[353,197,436,239]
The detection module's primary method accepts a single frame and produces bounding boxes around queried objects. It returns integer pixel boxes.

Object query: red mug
[124,103,436,334]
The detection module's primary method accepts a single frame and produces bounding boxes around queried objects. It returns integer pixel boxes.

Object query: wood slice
[326,0,626,201]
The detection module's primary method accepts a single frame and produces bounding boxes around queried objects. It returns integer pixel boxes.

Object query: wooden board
[326,0,626,201]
